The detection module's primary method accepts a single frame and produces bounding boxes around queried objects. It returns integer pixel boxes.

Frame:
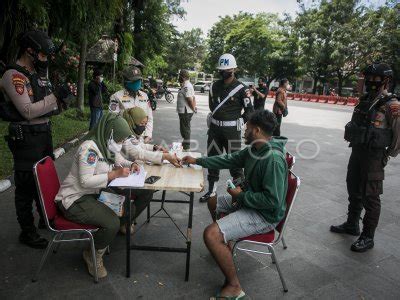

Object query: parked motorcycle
[155,85,174,103]
[143,84,157,111]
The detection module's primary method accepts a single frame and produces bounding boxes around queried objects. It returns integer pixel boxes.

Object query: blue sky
[172,0,389,35]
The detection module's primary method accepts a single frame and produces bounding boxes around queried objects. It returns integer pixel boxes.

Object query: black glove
[54,83,75,105]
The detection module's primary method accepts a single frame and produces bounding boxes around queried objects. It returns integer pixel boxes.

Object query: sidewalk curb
[0,131,88,193]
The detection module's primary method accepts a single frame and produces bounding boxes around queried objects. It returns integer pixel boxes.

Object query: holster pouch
[344,121,367,144]
[367,127,392,149]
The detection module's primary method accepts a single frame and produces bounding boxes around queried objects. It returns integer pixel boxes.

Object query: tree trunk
[77,29,88,113]
[312,76,319,94]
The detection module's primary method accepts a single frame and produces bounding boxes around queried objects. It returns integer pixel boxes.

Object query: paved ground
[1,92,400,299]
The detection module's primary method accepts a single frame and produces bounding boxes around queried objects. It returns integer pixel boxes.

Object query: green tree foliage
[165,28,206,75]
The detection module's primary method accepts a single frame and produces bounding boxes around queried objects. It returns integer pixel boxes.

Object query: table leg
[125,189,131,278]
[185,192,194,281]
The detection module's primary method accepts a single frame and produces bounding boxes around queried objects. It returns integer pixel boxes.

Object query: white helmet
[217,53,237,70]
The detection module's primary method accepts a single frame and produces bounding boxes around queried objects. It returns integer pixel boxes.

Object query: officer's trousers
[206,125,244,183]
[6,123,54,233]
[178,113,193,150]
[346,146,387,238]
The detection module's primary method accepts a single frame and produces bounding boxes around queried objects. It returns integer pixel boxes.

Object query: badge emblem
[12,73,26,95]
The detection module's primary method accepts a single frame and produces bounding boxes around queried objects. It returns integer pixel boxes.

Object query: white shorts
[215,194,276,243]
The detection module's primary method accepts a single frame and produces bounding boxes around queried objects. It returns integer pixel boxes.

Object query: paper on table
[108,166,147,187]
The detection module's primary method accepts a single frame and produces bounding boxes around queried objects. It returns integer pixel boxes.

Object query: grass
[0,107,92,179]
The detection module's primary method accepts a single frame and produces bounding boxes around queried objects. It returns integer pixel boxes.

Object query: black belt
[10,122,51,133]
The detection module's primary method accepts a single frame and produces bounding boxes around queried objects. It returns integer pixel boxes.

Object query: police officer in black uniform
[0,30,74,248]
[199,53,254,203]
[330,63,400,252]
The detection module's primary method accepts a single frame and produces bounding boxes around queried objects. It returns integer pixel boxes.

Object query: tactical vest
[0,64,60,122]
[344,94,394,148]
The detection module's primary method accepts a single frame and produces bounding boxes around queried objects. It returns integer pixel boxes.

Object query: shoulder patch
[245,88,251,98]
[12,73,26,95]
[83,149,98,165]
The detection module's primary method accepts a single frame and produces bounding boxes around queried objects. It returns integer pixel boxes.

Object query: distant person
[176,69,196,151]
[251,77,268,110]
[273,79,289,136]
[88,68,107,130]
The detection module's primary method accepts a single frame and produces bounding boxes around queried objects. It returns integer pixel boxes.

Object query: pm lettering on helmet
[220,59,229,67]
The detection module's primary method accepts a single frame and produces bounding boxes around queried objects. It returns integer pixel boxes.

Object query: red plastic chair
[286,151,295,170]
[232,171,301,292]
[32,156,100,283]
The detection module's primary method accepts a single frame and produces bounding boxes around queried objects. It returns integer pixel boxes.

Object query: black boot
[199,191,216,203]
[200,181,216,203]
[351,235,374,252]
[330,222,360,236]
[19,230,48,249]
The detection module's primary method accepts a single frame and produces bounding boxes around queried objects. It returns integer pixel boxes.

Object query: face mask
[219,70,233,80]
[133,125,146,136]
[29,53,49,78]
[125,80,142,92]
[179,76,185,83]
[107,130,123,153]
[99,76,104,83]
[365,80,383,93]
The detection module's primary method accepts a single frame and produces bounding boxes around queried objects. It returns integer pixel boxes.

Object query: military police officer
[199,53,254,203]
[0,30,74,248]
[109,66,153,143]
[330,63,400,252]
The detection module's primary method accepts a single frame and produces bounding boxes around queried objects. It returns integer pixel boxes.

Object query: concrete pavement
[1,93,399,299]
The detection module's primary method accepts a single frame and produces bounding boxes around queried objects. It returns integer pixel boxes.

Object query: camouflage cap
[122,66,142,81]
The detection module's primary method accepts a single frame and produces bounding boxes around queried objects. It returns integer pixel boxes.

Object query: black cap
[93,68,103,77]
[122,66,142,81]
[19,30,56,55]
[363,63,393,78]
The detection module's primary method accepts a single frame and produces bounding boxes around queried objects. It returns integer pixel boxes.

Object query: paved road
[1,93,399,299]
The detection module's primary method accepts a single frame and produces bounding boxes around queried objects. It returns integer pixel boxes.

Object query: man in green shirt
[182,110,288,299]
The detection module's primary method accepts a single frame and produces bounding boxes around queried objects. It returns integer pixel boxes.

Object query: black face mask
[365,80,383,94]
[133,125,146,136]
[29,52,49,78]
[219,70,233,80]
[178,76,185,84]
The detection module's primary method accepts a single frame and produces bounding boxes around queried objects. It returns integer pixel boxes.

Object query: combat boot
[351,235,374,252]
[330,222,360,236]
[19,230,48,249]
[83,248,108,278]
[199,191,216,203]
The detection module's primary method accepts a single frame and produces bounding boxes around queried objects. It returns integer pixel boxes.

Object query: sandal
[210,290,246,300]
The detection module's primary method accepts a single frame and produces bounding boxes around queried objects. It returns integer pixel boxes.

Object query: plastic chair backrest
[33,156,60,221]
[286,152,295,169]
[276,171,300,233]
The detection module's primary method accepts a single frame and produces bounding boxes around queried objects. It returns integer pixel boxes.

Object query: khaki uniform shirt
[109,89,153,138]
[273,87,287,115]
[122,135,163,164]
[0,69,59,124]
[55,140,133,209]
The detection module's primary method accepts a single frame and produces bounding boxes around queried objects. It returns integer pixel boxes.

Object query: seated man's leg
[204,223,242,297]
[204,203,275,296]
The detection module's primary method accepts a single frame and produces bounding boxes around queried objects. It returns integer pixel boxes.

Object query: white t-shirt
[177,80,195,113]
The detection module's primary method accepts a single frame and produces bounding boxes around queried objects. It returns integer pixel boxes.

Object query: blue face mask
[125,80,142,92]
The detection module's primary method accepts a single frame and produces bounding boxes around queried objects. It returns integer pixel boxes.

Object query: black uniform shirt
[252,85,268,101]
[209,78,253,122]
